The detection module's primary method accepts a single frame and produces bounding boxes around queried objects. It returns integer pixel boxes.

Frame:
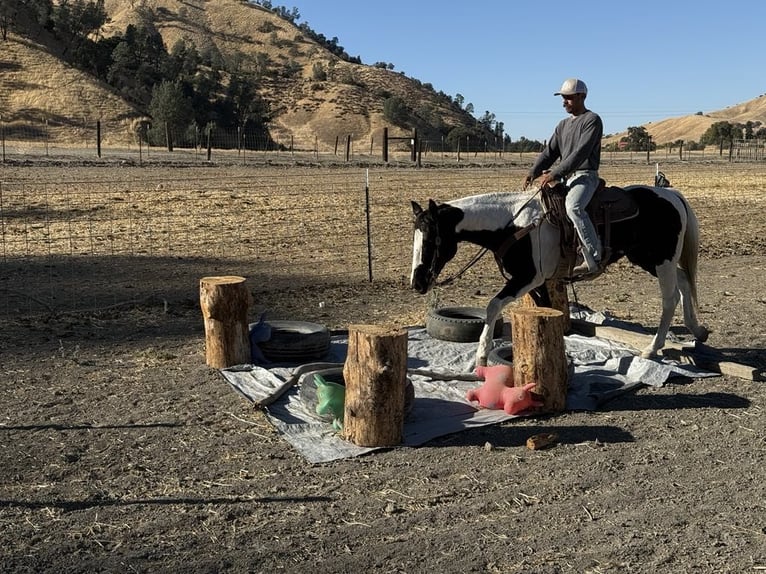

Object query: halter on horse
[411,186,709,366]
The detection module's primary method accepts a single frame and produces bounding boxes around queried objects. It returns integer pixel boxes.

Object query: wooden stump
[342,325,408,447]
[510,307,568,413]
[200,276,251,369]
[521,279,571,333]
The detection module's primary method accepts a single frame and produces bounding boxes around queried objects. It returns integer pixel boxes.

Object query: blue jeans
[565,170,602,265]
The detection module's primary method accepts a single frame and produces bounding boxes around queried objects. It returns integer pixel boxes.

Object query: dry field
[0,160,764,573]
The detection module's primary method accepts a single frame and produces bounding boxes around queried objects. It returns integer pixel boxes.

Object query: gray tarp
[221,323,718,463]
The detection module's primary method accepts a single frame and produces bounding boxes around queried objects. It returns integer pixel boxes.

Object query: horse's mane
[446,191,542,229]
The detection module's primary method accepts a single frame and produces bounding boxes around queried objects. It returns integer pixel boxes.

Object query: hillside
[606,95,766,145]
[0,36,142,141]
[1,0,474,148]
[2,0,766,148]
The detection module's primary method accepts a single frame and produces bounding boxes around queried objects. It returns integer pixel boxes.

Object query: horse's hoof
[640,349,657,359]
[695,326,710,343]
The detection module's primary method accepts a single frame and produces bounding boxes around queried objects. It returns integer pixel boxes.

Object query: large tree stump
[521,279,571,333]
[510,307,568,413]
[342,325,408,447]
[200,276,251,368]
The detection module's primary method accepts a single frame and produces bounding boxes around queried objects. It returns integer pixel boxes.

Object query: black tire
[487,346,513,367]
[299,367,415,421]
[426,306,504,343]
[256,320,331,363]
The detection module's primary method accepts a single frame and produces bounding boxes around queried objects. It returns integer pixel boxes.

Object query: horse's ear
[411,201,423,216]
[427,198,439,212]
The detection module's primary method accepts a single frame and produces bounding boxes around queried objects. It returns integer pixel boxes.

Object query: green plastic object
[314,374,346,430]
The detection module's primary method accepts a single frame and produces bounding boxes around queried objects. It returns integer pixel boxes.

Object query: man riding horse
[523,78,603,277]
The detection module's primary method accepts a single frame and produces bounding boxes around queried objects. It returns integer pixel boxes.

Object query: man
[523,78,603,276]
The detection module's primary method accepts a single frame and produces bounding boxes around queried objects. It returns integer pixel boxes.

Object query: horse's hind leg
[677,267,709,342]
[641,262,681,358]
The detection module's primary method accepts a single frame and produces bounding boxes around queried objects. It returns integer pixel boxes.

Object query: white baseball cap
[554,78,588,96]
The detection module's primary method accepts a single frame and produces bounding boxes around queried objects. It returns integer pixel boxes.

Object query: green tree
[620,126,653,151]
[51,0,106,57]
[224,73,269,129]
[149,80,192,151]
[478,111,495,132]
[383,96,409,126]
[107,24,169,105]
[700,121,742,145]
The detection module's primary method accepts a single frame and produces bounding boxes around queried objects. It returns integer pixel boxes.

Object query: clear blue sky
[288,1,766,141]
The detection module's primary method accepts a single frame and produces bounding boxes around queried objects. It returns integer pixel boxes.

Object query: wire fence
[1,137,761,319]
[0,166,529,317]
[4,116,765,167]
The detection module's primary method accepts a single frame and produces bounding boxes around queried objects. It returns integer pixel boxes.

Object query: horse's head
[410,199,462,294]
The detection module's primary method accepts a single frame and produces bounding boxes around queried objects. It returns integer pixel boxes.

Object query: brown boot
[572,257,600,276]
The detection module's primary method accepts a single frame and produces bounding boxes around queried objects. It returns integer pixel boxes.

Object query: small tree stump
[510,307,568,413]
[521,279,571,333]
[200,276,252,368]
[342,325,408,447]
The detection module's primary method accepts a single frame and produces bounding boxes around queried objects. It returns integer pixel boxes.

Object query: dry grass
[1,161,764,319]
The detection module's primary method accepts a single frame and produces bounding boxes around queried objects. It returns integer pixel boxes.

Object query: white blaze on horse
[410,184,709,366]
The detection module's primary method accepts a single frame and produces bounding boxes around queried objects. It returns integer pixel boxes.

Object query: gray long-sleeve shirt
[529,110,603,180]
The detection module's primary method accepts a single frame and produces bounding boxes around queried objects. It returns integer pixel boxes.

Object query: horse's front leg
[641,263,681,358]
[476,296,510,366]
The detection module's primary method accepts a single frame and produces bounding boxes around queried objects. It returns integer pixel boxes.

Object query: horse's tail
[678,194,701,310]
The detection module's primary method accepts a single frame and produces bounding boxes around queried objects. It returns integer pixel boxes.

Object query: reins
[433,188,543,287]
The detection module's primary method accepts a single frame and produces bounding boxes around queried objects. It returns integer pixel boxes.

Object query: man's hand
[522,175,534,190]
[539,172,558,188]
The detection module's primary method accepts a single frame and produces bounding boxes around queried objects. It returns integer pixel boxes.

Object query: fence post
[96,120,102,158]
[345,134,351,162]
[382,127,388,162]
[206,125,212,161]
[410,128,417,163]
[1,114,5,163]
[364,169,373,282]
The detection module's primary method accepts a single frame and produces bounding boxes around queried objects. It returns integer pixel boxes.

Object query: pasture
[0,160,764,573]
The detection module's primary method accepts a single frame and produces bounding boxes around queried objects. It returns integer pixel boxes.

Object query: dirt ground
[1,161,765,573]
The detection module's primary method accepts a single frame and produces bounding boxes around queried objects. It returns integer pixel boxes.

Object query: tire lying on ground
[299,367,416,422]
[487,346,513,367]
[256,320,331,363]
[426,306,505,343]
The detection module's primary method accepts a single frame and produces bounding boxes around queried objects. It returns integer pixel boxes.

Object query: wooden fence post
[343,325,408,446]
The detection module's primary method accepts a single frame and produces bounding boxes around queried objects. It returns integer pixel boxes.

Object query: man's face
[562,93,585,115]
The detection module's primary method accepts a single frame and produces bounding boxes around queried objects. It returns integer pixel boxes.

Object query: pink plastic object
[466,364,543,415]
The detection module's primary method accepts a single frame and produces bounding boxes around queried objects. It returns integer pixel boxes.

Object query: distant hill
[605,95,766,145]
[1,0,480,148]
[2,0,766,148]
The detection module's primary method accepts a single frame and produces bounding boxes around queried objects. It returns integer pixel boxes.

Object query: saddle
[541,180,639,279]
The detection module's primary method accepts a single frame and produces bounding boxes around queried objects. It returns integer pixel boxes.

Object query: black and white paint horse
[411,185,709,366]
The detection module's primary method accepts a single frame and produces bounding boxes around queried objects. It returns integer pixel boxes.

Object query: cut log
[571,319,762,381]
[510,307,568,413]
[661,348,762,381]
[526,432,559,450]
[521,279,571,333]
[342,325,408,447]
[200,276,252,369]
[570,319,683,352]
